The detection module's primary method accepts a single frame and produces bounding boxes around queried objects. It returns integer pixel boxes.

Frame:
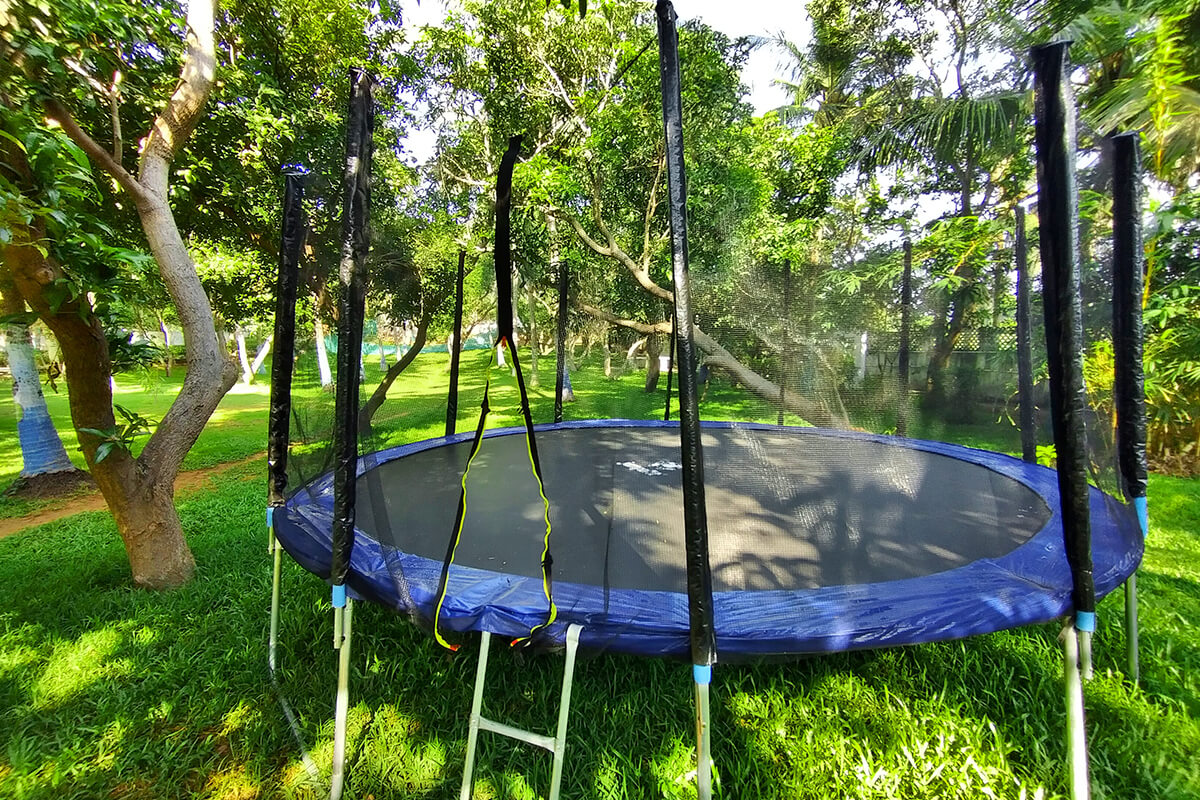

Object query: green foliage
[191,240,275,324]
[77,404,155,463]
[1143,282,1200,472]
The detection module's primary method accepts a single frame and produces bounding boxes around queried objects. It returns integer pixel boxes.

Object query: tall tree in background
[423,0,849,423]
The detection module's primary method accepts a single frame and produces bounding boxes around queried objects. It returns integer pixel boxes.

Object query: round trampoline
[273,420,1144,658]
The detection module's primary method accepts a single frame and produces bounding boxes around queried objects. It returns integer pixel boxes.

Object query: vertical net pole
[329,68,373,800]
[554,237,569,423]
[447,250,466,436]
[1110,131,1149,684]
[656,3,715,797]
[897,242,912,437]
[268,173,305,510]
[1032,41,1093,800]
[778,259,791,426]
[1016,206,1038,463]
[267,171,305,664]
[330,67,374,601]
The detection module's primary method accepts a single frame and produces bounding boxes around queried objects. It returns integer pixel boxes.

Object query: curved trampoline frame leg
[330,600,354,800]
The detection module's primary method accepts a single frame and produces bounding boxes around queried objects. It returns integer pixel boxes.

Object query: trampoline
[267,38,1151,800]
[274,420,1144,659]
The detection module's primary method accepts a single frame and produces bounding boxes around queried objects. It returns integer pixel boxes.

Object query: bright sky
[400,0,810,163]
[676,1,810,115]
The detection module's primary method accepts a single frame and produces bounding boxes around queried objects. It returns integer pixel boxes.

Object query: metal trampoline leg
[330,600,354,800]
[548,624,582,800]
[460,630,492,800]
[695,671,712,800]
[1063,624,1091,800]
[268,539,283,673]
[1125,574,1139,684]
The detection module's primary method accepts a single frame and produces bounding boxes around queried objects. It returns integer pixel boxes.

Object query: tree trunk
[358,311,432,429]
[527,280,539,387]
[235,324,253,384]
[644,332,661,392]
[27,0,238,588]
[314,316,333,388]
[1,275,78,478]
[692,327,841,427]
[249,335,272,379]
[7,238,196,588]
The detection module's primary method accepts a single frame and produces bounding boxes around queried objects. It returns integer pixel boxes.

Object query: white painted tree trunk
[250,335,272,379]
[5,321,76,477]
[158,314,172,377]
[377,316,388,369]
[235,324,253,384]
[315,317,333,388]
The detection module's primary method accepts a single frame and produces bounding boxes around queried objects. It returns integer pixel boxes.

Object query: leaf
[95,442,115,463]
[0,129,27,153]
[77,427,116,439]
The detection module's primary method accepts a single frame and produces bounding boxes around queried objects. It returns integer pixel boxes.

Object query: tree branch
[641,151,665,270]
[43,98,150,206]
[577,301,672,335]
[139,0,216,191]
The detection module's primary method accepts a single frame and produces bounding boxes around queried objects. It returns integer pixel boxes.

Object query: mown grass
[0,367,271,518]
[0,349,1197,799]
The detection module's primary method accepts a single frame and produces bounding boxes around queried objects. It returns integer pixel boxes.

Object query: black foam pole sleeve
[1015,206,1038,464]
[778,259,791,426]
[1032,42,1095,617]
[330,68,375,586]
[657,0,716,666]
[554,257,569,423]
[495,136,522,344]
[267,173,305,506]
[897,242,912,437]
[1111,132,1148,502]
[446,250,466,437]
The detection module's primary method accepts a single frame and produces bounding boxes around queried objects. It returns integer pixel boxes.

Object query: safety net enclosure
[266,13,1150,800]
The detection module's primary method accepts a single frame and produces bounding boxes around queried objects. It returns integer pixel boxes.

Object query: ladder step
[478,716,556,752]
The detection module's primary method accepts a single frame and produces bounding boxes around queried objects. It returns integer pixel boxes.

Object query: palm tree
[1068,2,1200,187]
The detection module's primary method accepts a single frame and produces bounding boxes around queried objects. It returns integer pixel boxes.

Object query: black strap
[433,135,556,650]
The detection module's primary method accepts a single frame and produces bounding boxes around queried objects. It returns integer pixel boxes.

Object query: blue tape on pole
[1134,496,1148,539]
[693,664,712,685]
[266,507,274,528]
[1075,610,1096,632]
[332,584,347,608]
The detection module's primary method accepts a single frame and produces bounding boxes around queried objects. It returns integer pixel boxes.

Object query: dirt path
[0,453,265,539]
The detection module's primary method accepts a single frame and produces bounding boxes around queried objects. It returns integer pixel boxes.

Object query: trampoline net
[272,70,1137,659]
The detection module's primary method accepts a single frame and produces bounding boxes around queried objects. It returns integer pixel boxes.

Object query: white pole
[1064,623,1090,800]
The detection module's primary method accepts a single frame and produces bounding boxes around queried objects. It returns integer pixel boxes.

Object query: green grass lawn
[0,367,272,518]
[1,351,1198,798]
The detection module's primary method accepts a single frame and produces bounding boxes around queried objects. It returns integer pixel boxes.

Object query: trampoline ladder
[460,624,583,800]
